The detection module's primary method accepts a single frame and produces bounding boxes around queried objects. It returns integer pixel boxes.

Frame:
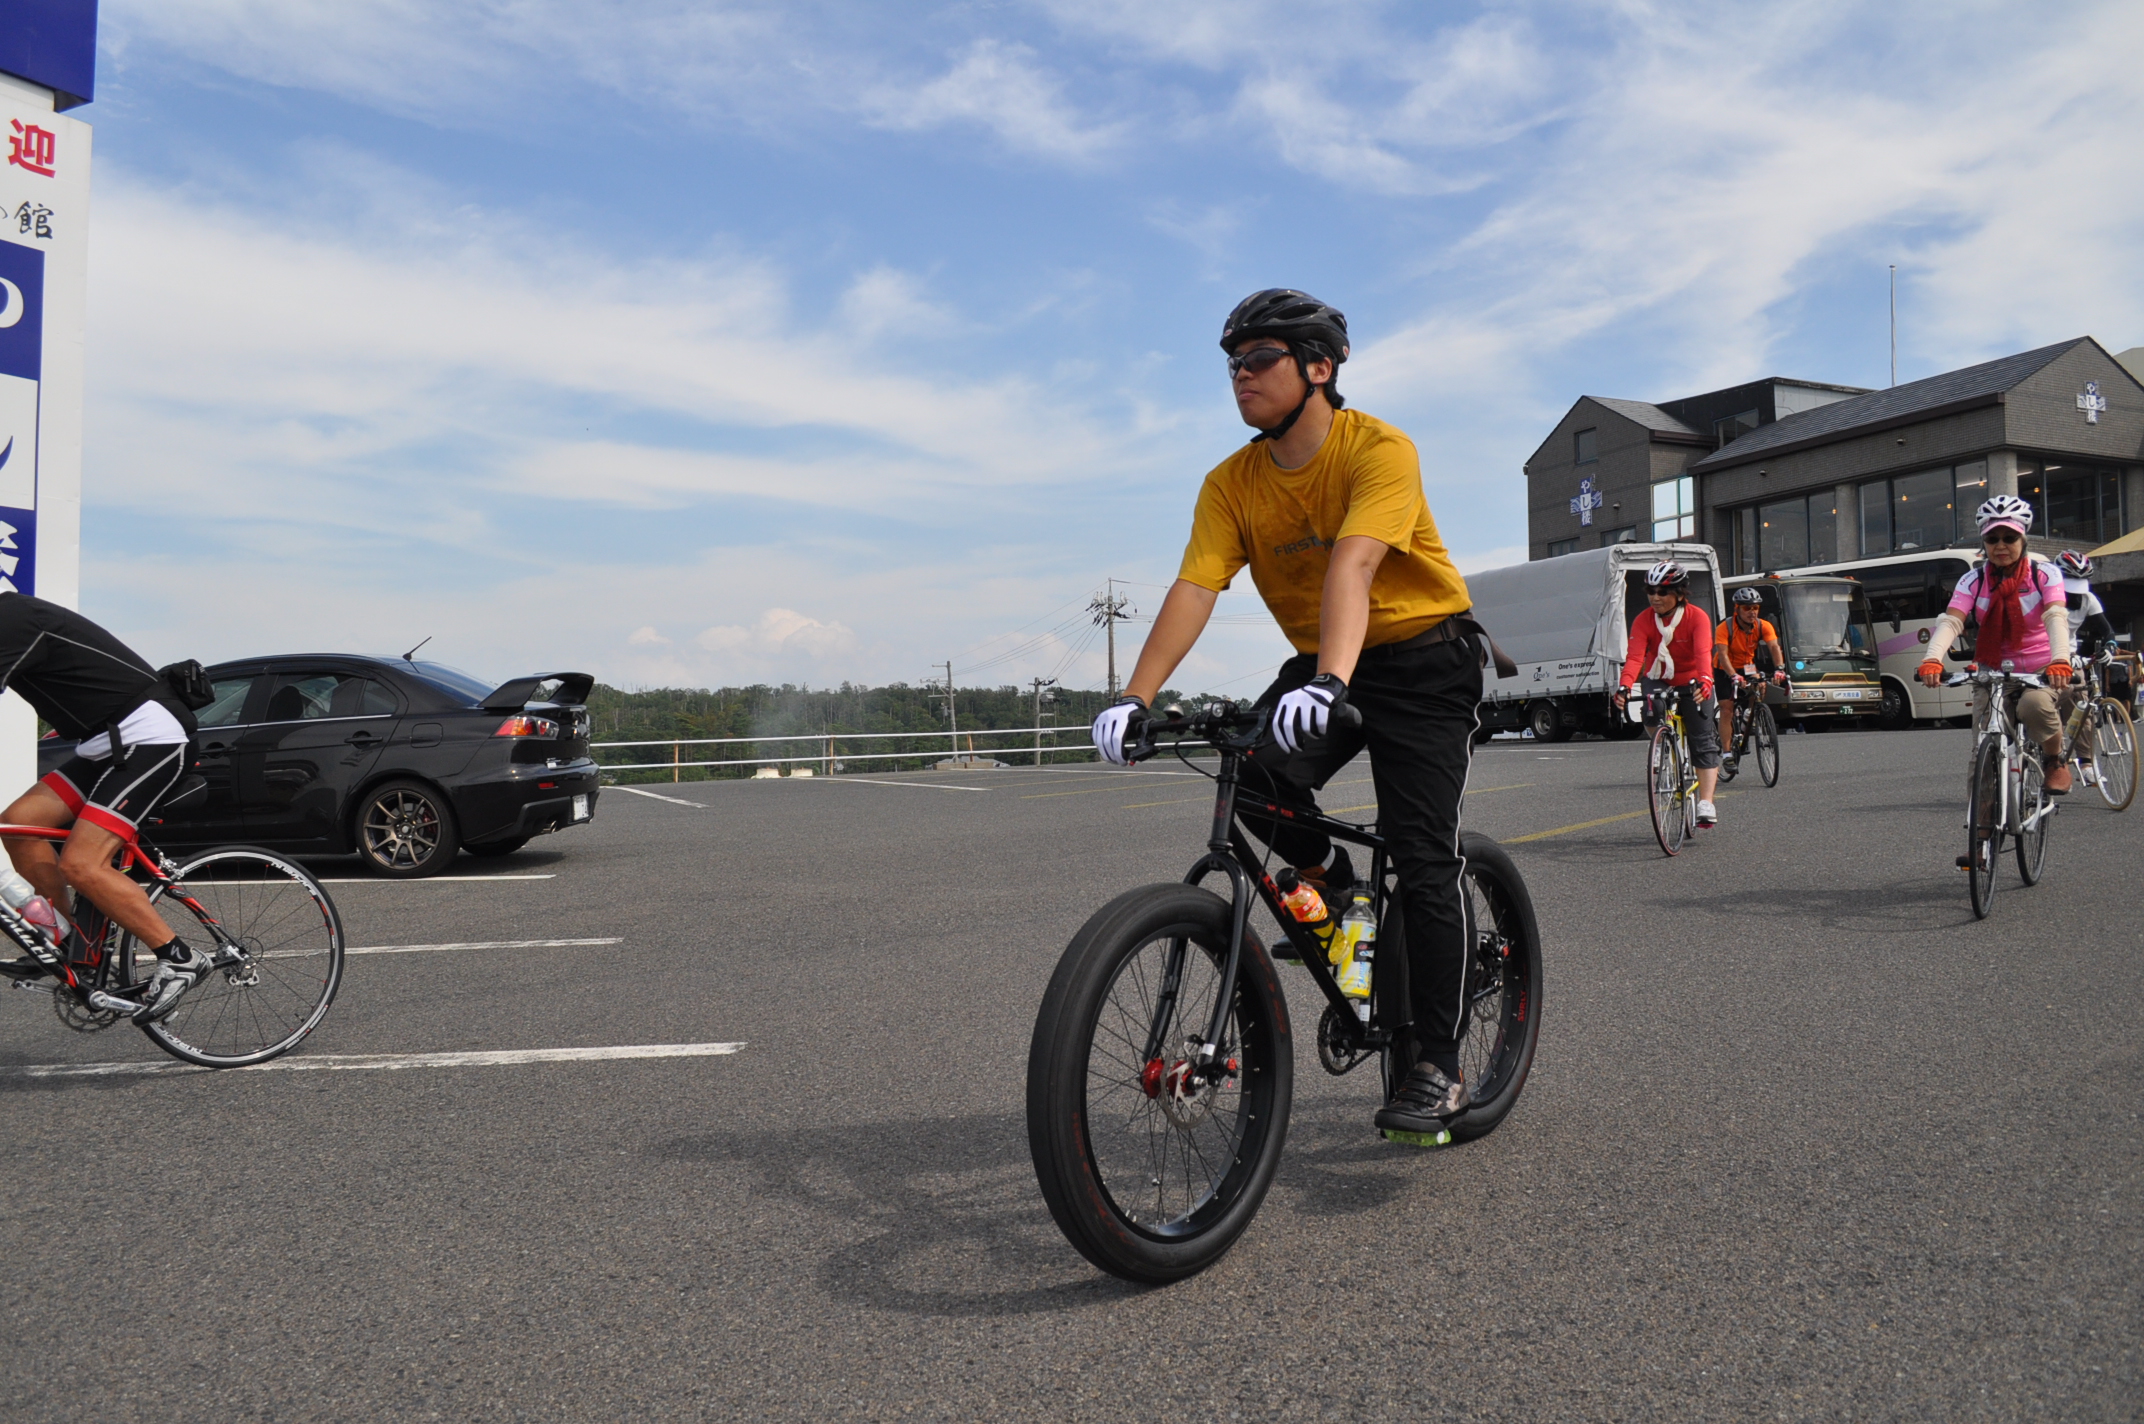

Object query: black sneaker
[1375,1063,1468,1147]
[133,941,212,1025]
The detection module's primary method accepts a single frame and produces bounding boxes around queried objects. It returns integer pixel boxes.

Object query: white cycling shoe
[1695,799,1719,827]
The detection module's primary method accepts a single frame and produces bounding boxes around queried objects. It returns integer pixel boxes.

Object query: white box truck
[1467,542,1724,742]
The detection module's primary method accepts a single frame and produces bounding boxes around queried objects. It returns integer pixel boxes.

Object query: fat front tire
[1754,704,1780,787]
[357,779,461,878]
[2093,701,2137,811]
[1647,725,1687,856]
[1027,883,1292,1285]
[1966,738,2002,920]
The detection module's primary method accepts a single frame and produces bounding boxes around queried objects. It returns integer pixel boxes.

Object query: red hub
[1140,1057,1165,1099]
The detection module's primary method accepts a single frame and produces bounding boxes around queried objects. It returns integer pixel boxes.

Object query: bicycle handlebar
[1944,667,2047,688]
[1125,698,1364,763]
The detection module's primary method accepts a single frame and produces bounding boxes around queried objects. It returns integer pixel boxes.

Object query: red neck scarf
[1977,558,2035,657]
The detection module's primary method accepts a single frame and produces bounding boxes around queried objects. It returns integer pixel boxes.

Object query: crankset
[1316,1004,1375,1076]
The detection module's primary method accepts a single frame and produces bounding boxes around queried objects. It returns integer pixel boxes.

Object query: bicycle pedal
[11,978,52,995]
[1381,1126,1453,1149]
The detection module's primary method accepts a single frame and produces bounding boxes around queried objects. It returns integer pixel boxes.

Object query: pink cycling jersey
[1946,560,2055,671]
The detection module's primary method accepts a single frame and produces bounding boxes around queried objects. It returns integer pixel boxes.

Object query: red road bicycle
[0,802,344,1067]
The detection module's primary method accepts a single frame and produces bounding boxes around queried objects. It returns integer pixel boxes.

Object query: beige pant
[1972,683,2061,751]
[2057,688,2094,757]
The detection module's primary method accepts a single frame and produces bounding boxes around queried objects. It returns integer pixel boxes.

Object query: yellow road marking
[1505,791,1738,844]
[1122,796,1210,808]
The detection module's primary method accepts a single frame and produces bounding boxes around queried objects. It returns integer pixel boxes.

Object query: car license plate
[572,794,590,822]
[1834,690,1865,700]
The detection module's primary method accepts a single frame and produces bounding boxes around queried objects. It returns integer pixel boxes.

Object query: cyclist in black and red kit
[0,593,204,1022]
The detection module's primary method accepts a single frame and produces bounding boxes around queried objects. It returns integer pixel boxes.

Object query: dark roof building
[1526,337,2144,631]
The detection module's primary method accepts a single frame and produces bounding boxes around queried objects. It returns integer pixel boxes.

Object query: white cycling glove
[1091,695,1150,767]
[1271,674,1348,755]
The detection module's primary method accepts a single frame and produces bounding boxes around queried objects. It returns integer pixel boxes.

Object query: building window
[1732,490,1839,571]
[1574,427,1597,465]
[1599,525,1637,546]
[1546,537,1580,557]
[1713,409,1760,448]
[1652,476,1694,540]
[1858,463,1984,557]
[2024,463,2124,545]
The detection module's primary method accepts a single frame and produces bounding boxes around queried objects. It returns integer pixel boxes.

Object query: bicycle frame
[1132,712,1395,1076]
[0,825,229,998]
[1957,671,2056,839]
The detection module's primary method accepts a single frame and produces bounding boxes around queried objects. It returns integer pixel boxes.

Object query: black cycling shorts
[42,742,188,843]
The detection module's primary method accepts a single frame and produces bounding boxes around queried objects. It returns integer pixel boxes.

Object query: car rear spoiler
[481,672,595,711]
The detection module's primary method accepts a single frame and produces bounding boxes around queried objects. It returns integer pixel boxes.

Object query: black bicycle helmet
[1731,586,1764,606]
[1220,289,1350,442]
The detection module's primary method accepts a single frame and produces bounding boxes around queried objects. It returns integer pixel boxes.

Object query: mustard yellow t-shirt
[1176,408,1471,653]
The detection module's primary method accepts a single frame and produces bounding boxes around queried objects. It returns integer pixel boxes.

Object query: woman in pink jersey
[1917,495,2074,793]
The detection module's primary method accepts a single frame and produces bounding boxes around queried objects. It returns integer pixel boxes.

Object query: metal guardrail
[589,725,1097,781]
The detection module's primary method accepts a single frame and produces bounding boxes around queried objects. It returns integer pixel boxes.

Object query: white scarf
[1646,604,1686,682]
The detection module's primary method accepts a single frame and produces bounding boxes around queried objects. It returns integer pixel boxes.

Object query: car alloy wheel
[358,779,460,878]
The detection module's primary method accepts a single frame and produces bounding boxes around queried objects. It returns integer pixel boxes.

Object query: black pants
[1241,636,1482,1060]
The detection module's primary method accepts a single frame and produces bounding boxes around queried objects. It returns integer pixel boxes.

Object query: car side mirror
[1946,645,1973,662]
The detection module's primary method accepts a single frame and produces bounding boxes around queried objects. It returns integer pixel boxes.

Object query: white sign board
[0,91,89,793]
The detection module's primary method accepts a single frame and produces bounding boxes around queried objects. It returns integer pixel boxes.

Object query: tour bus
[1720,573,1884,728]
[1786,547,2001,725]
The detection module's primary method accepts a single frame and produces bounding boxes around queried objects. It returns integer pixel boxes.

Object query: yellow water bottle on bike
[1331,887,1377,1019]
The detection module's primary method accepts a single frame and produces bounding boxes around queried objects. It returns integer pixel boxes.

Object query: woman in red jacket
[1612,561,1725,827]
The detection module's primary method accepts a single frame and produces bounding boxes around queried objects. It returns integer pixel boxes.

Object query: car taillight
[495,715,560,738]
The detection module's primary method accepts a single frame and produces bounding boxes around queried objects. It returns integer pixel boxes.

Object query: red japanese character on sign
[7,120,56,178]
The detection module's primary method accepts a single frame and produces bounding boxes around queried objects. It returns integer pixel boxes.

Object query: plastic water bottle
[1332,888,1377,1019]
[0,867,68,950]
[1273,868,1329,926]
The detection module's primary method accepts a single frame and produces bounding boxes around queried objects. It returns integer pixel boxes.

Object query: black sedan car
[43,656,601,877]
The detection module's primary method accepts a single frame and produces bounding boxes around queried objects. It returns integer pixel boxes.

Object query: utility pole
[1889,264,1897,389]
[1029,677,1057,766]
[929,662,957,768]
[1088,578,1134,700]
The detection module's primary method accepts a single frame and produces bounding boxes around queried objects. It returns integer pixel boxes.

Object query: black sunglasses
[1227,346,1295,376]
[1983,530,2022,545]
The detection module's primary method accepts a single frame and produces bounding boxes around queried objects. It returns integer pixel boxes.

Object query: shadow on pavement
[654,1111,1147,1317]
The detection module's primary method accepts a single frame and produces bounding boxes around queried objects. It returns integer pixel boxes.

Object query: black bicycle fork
[1144,748,1400,1080]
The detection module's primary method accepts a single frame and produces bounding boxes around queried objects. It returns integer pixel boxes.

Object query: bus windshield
[1778,581,1878,676]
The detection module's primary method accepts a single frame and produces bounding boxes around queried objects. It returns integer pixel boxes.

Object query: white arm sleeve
[1924,611,1965,663]
[2043,602,2072,664]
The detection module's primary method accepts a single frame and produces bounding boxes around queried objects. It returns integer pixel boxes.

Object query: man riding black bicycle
[1089,288,1499,1143]
[0,593,204,1022]
[1714,586,1787,766]
[2058,550,2117,787]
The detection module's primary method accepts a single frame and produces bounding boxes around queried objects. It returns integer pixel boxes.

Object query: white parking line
[7,1042,746,1078]
[821,777,991,792]
[317,874,557,883]
[340,937,623,957]
[612,786,707,808]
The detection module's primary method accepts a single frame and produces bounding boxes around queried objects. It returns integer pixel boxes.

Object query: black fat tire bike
[1026,704,1544,1284]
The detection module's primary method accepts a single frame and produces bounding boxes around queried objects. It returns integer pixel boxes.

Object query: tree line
[587,681,1192,782]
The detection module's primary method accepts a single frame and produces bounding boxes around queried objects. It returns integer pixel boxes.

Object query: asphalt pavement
[3,724,2140,1421]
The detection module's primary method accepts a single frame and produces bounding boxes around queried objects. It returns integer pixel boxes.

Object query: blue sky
[72,0,2144,694]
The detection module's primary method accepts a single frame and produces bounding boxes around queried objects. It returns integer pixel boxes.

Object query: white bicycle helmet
[1731,586,1764,606]
[2058,549,2093,579]
[1975,494,2034,536]
[1644,560,1689,590]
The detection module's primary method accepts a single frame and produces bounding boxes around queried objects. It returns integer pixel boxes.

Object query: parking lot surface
[4,726,2140,1421]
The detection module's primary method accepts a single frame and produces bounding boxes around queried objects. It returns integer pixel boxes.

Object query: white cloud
[627,625,670,645]
[862,40,1122,163]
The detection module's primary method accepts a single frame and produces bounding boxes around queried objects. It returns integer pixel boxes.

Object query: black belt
[1363,612,1518,679]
